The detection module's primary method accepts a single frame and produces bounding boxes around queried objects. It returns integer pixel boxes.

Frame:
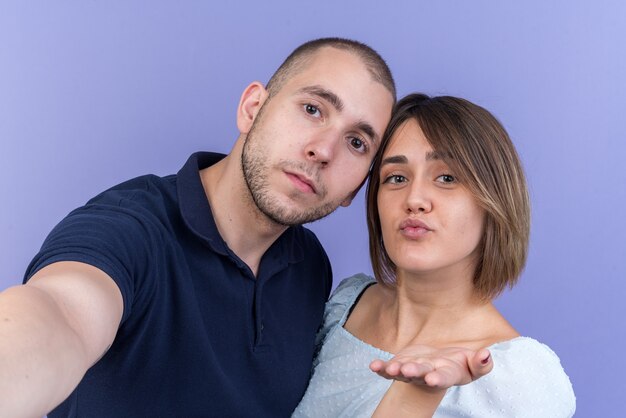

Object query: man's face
[241,48,394,226]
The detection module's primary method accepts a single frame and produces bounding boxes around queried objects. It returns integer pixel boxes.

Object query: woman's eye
[436,174,456,184]
[349,137,368,153]
[304,104,321,117]
[382,174,407,184]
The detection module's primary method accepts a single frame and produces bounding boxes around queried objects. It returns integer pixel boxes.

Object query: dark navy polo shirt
[25,152,332,417]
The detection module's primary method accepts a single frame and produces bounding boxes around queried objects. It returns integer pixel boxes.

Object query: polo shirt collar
[177,152,303,264]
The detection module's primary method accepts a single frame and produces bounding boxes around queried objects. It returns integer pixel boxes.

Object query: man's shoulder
[86,173,178,208]
[97,172,177,195]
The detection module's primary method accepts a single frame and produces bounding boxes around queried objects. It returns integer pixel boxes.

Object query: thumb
[469,348,493,381]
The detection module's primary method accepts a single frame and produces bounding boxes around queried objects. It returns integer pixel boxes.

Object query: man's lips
[399,218,433,238]
[285,171,317,194]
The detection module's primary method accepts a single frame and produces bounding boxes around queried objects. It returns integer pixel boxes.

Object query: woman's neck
[387,273,486,348]
[346,270,517,353]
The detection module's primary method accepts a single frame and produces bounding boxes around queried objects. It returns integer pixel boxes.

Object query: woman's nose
[405,183,432,214]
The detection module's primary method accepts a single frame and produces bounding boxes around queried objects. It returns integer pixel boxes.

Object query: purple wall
[1,2,624,416]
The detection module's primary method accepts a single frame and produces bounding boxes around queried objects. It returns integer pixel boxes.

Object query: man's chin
[259,202,336,227]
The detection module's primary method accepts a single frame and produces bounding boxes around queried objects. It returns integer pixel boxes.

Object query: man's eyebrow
[356,121,378,144]
[299,86,344,111]
[381,155,408,166]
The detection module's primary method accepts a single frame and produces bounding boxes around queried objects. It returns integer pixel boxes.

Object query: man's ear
[339,176,369,207]
[236,81,269,134]
[339,192,357,207]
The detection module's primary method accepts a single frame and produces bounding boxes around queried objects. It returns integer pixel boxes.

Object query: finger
[384,361,403,376]
[423,372,448,388]
[369,359,385,373]
[399,361,434,379]
[370,360,396,380]
[423,365,462,388]
[469,348,493,380]
[371,368,406,382]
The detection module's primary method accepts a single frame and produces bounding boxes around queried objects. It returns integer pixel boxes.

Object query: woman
[293,94,575,417]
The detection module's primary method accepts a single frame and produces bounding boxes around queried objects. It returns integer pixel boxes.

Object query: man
[0,38,395,417]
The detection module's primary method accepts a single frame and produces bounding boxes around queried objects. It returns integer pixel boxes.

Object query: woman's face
[377,119,486,280]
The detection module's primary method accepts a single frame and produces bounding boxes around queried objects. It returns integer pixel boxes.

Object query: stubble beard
[241,112,343,227]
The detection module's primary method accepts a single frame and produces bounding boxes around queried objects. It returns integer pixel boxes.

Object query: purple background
[1,2,624,416]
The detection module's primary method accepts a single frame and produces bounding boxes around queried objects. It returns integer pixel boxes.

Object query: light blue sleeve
[313,274,376,363]
[437,337,576,417]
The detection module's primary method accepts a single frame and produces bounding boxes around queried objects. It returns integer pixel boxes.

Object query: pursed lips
[399,218,433,238]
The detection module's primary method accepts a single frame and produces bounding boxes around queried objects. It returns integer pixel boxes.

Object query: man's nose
[304,132,337,167]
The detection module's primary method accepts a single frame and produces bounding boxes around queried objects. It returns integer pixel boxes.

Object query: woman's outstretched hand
[370,345,493,389]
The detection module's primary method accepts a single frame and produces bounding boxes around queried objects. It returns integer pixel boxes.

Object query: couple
[0,38,574,417]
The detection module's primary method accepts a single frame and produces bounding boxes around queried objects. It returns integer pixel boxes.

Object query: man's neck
[199,141,288,277]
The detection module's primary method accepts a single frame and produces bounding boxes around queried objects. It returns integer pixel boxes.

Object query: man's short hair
[366,93,530,300]
[266,37,396,100]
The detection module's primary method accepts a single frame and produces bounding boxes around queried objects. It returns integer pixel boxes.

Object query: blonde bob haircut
[366,93,530,300]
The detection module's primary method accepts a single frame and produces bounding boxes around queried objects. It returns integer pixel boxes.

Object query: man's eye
[436,174,456,184]
[349,137,368,153]
[304,104,321,117]
[382,174,407,184]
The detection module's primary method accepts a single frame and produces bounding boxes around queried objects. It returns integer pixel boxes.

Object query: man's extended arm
[0,261,123,418]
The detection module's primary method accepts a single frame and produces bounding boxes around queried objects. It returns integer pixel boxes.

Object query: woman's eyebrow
[381,155,408,166]
[425,150,454,161]
[425,150,443,161]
